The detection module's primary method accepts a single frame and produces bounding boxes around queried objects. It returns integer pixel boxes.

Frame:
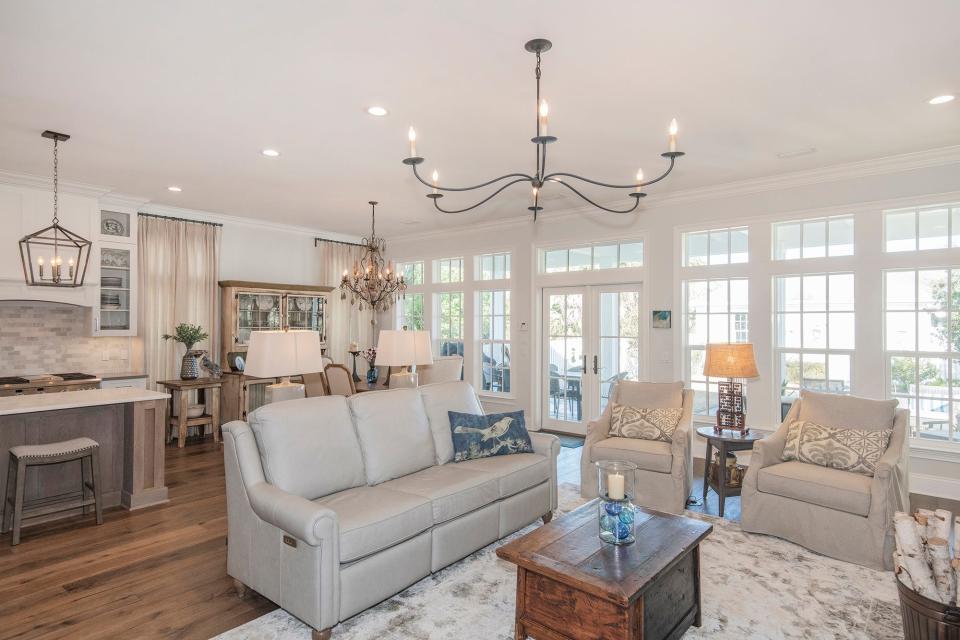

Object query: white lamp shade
[376,330,433,366]
[245,330,325,378]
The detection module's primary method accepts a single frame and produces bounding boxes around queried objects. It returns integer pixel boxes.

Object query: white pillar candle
[608,472,625,500]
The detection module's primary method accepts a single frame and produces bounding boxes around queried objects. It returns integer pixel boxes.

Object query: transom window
[478,290,510,394]
[541,240,643,273]
[775,273,855,399]
[433,257,464,284]
[884,204,960,253]
[683,227,748,266]
[476,252,511,281]
[773,215,854,260]
[396,261,424,285]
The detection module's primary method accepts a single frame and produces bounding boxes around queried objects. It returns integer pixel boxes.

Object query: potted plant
[163,323,209,380]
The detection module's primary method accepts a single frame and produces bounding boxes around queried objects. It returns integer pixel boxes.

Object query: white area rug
[214,484,902,640]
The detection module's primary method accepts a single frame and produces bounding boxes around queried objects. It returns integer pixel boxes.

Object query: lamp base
[265,376,305,404]
[389,371,418,389]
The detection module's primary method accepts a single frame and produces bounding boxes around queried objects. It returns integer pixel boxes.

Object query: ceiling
[1,1,958,236]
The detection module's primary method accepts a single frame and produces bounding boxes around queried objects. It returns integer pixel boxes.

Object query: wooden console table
[158,378,222,448]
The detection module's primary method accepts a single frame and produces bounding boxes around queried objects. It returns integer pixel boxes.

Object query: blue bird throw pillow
[448,410,534,462]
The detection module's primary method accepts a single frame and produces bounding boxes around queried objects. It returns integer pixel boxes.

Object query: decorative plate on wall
[100,211,130,237]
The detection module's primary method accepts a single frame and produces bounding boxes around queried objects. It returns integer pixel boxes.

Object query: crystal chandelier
[403,38,685,220]
[19,130,91,287]
[339,201,406,313]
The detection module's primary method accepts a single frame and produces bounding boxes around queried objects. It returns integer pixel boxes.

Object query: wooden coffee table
[497,499,712,640]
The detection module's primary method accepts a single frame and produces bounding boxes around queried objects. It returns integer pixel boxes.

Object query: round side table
[696,426,767,517]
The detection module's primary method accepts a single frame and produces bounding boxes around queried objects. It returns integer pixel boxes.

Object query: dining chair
[302,372,328,397]
[324,364,356,396]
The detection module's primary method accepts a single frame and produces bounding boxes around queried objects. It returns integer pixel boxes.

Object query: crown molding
[0,169,111,198]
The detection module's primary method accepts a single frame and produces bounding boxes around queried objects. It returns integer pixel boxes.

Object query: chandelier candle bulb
[431,169,439,194]
[539,99,549,137]
[408,127,417,157]
[635,169,644,193]
[669,118,679,152]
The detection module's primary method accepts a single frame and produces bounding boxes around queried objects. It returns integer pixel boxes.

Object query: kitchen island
[0,387,171,521]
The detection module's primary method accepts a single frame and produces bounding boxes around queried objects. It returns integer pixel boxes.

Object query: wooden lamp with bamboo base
[703,342,759,435]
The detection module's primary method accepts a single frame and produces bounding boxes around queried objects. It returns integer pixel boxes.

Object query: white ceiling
[1,1,958,236]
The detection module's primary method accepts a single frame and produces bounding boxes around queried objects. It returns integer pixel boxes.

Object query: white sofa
[222,381,559,639]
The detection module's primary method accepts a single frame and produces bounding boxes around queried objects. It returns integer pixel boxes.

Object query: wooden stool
[157,378,223,448]
[1,437,103,546]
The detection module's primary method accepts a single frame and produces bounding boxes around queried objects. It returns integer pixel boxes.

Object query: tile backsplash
[0,301,141,376]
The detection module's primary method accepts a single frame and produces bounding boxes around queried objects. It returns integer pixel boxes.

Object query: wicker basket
[897,576,960,639]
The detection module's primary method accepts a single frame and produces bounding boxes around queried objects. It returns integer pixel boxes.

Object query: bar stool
[2,437,103,546]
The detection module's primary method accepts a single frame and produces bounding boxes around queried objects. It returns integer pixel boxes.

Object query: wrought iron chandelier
[19,130,91,287]
[403,38,684,220]
[339,201,407,312]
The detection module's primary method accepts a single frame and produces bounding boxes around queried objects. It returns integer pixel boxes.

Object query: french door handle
[593,355,599,375]
[582,355,587,374]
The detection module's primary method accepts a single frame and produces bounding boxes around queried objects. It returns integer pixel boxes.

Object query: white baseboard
[909,472,960,500]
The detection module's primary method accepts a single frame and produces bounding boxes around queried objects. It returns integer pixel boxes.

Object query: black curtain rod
[138,212,223,227]
[314,237,366,248]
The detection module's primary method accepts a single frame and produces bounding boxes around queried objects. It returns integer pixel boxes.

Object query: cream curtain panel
[139,215,221,389]
[318,240,375,364]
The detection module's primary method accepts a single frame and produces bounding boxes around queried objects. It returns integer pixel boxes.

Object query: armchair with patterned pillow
[580,381,694,514]
[741,389,909,570]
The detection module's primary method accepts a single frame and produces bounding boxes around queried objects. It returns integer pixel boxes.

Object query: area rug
[214,488,902,640]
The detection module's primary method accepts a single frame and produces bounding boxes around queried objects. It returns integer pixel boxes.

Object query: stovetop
[51,373,99,381]
[0,377,29,385]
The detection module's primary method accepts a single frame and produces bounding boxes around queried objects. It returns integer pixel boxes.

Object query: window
[684,278,749,416]
[433,257,463,283]
[478,290,510,393]
[541,240,644,273]
[773,216,854,260]
[435,292,464,356]
[885,204,960,253]
[683,227,748,266]
[477,252,511,280]
[397,293,424,330]
[396,261,424,285]
[775,273,855,399]
[885,268,960,443]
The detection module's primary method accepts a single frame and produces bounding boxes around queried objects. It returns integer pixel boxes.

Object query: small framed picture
[651,310,672,329]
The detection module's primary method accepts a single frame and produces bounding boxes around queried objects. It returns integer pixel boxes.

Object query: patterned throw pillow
[607,403,682,443]
[448,410,534,462]
[781,420,893,477]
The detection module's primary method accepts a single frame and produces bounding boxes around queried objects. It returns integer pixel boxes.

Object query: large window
[433,257,464,283]
[396,260,424,285]
[541,240,643,273]
[683,227,748,266]
[773,215,854,260]
[775,273,855,399]
[885,268,960,443]
[684,278,749,416]
[397,293,424,330]
[885,204,960,253]
[476,252,511,281]
[478,290,510,393]
[435,292,464,356]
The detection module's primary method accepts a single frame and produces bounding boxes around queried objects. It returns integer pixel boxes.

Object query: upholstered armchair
[741,390,909,570]
[580,381,694,514]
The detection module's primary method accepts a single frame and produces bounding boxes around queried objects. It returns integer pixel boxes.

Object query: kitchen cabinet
[94,241,138,336]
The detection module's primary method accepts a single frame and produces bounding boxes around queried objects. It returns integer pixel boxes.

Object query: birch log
[893,551,914,590]
[915,510,932,544]
[953,559,960,606]
[894,512,941,601]
[927,538,955,604]
[928,510,952,542]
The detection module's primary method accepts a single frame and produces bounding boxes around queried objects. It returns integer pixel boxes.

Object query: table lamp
[376,329,433,388]
[703,342,759,434]
[244,330,325,403]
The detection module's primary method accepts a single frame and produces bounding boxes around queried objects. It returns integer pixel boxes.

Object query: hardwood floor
[0,438,275,640]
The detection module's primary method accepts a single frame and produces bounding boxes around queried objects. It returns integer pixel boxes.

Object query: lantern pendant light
[19,130,91,287]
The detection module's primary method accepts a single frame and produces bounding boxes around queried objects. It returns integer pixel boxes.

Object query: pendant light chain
[52,138,59,225]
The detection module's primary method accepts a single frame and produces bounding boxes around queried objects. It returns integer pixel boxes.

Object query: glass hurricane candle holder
[596,460,638,545]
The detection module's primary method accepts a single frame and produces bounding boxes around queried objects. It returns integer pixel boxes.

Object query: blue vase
[366,366,378,384]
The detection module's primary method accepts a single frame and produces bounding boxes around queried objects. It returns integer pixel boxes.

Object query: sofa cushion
[782,420,892,477]
[757,460,872,517]
[591,437,673,474]
[607,403,682,443]
[249,396,365,500]
[612,381,684,409]
[449,410,534,462]
[418,381,484,464]
[381,465,499,524]
[315,485,434,562]
[798,389,897,430]
[456,453,549,498]
[349,388,437,485]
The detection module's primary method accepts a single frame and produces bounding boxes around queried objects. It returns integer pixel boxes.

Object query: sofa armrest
[247,482,338,547]
[529,431,560,512]
[870,407,910,523]
[750,421,791,471]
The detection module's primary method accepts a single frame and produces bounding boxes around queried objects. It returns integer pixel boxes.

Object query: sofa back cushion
[349,388,437,485]
[797,389,897,430]
[611,381,684,409]
[419,381,485,464]
[248,395,366,500]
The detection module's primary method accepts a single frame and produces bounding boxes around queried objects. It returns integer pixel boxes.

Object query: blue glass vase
[366,365,378,384]
[596,460,638,545]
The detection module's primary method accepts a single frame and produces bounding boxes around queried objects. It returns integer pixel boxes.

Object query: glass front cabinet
[94,242,138,336]
[219,281,332,370]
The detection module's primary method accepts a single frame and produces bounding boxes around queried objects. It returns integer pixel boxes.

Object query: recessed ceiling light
[167,186,182,192]
[929,95,955,105]
[367,106,389,117]
[261,149,280,157]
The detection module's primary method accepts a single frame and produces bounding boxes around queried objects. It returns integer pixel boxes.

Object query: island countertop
[0,387,169,416]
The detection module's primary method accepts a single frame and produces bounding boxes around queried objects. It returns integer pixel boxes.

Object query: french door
[541,284,644,434]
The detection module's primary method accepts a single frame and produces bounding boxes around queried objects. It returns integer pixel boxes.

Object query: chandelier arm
[411,162,533,192]
[543,154,677,190]
[552,180,643,214]
[432,178,533,214]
